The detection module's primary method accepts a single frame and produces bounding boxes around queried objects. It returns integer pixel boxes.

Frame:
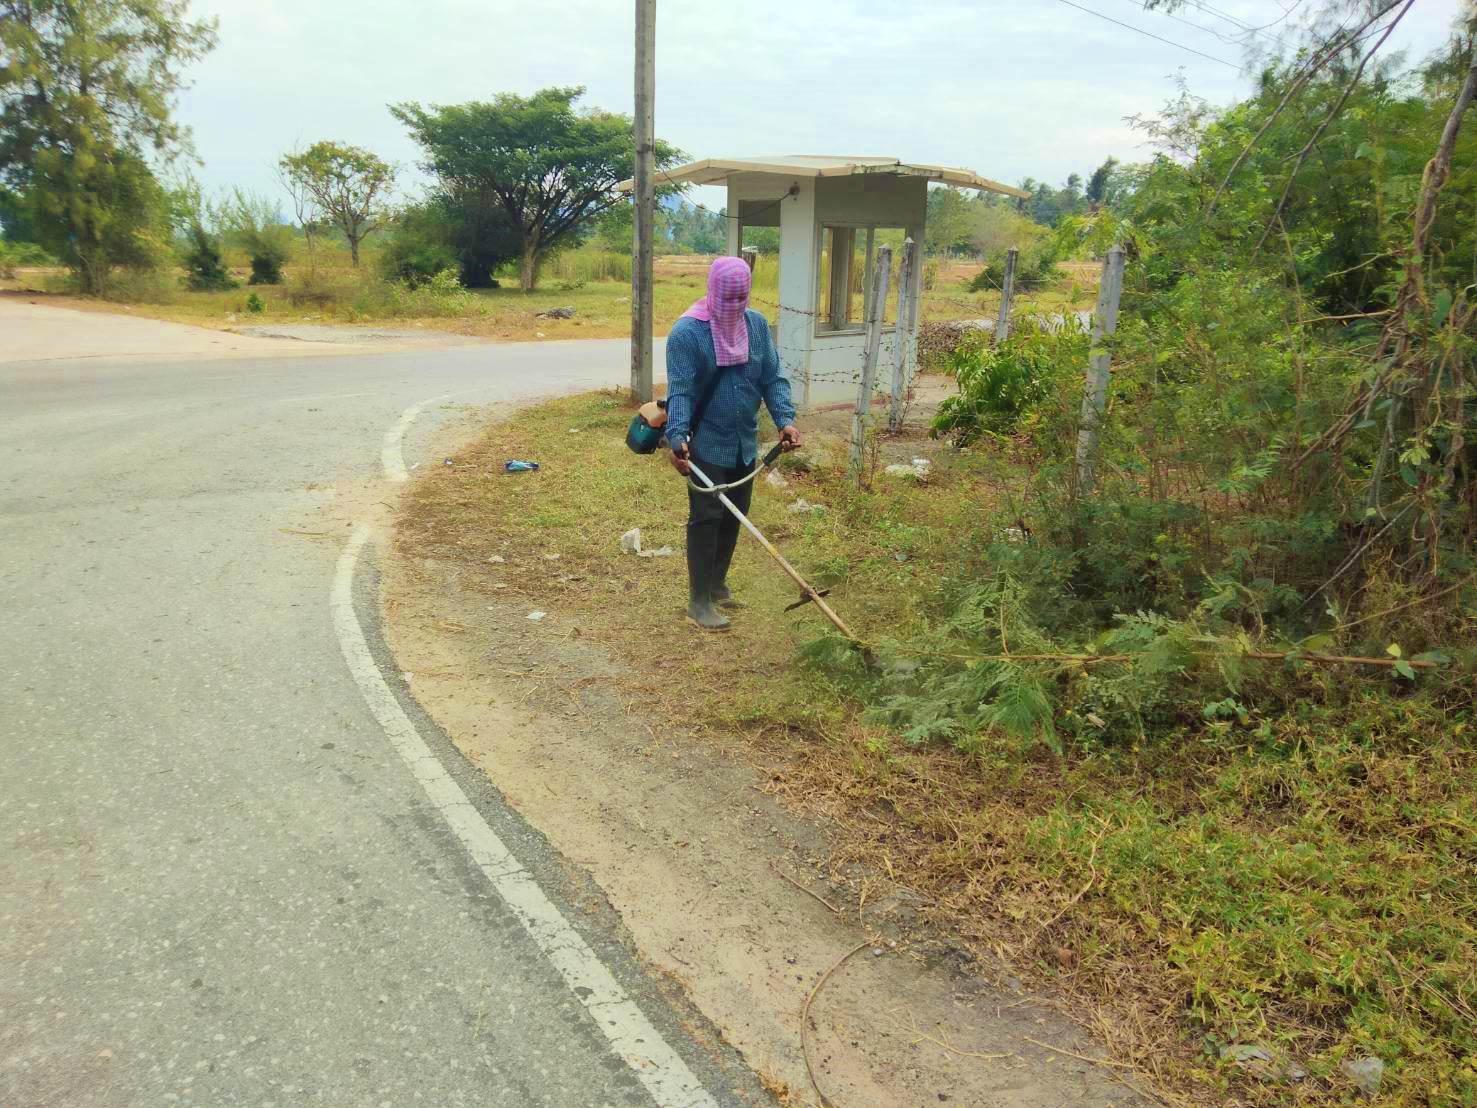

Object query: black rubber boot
[685,522,730,631]
[711,523,743,610]
[711,467,750,610]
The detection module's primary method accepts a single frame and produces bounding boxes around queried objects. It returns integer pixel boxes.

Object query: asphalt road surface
[0,333,778,1107]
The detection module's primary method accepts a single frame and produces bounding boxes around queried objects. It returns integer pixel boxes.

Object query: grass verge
[400,392,1475,1105]
[1,253,1097,343]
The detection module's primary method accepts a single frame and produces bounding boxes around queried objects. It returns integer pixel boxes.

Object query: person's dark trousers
[686,453,755,604]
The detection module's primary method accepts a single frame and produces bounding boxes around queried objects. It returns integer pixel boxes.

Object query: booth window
[816,226,908,335]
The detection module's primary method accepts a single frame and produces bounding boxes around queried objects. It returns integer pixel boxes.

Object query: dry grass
[1,250,1098,343]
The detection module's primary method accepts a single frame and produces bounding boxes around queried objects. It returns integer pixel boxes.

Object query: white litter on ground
[527,611,547,622]
[788,499,825,514]
[884,458,933,480]
[621,527,674,557]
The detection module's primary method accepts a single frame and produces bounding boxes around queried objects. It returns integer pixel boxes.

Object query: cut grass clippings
[397,390,1477,1106]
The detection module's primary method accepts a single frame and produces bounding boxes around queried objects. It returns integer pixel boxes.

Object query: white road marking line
[381,393,450,482]
[342,390,719,1105]
[331,528,717,1108]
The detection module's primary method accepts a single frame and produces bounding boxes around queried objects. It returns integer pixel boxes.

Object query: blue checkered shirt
[664,311,796,466]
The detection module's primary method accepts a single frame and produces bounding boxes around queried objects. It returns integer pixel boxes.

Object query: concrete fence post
[1074,246,1127,493]
[888,237,917,433]
[850,244,893,479]
[994,246,1018,345]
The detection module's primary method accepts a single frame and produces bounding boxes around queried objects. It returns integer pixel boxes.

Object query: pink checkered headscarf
[681,256,752,366]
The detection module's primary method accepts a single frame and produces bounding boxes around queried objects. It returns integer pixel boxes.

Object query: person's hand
[779,425,802,451]
[670,441,692,476]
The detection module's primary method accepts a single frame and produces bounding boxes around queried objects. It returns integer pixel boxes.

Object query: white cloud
[175,0,1467,207]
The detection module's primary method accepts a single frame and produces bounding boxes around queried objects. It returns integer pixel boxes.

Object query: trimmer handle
[761,442,785,469]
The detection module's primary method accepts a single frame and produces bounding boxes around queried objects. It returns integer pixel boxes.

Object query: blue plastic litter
[504,460,540,473]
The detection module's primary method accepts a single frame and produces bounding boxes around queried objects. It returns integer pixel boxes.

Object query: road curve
[0,334,776,1107]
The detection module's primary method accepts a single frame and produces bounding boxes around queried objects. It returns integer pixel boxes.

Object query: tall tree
[1085,157,1119,209]
[925,187,976,255]
[391,87,681,291]
[0,0,216,291]
[279,142,394,266]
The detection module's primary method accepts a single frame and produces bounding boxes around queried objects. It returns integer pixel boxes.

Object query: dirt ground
[0,291,482,362]
[373,402,1157,1108]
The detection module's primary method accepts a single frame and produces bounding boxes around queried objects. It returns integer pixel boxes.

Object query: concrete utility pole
[630,0,656,403]
[1074,246,1126,493]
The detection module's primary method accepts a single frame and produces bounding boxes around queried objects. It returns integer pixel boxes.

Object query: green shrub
[378,204,459,287]
[378,267,490,318]
[931,319,1086,443]
[221,189,292,286]
[284,267,359,307]
[969,254,1057,293]
[0,239,55,276]
[180,225,237,291]
[245,292,264,313]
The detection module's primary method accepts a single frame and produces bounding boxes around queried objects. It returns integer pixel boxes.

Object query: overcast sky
[176,0,1467,212]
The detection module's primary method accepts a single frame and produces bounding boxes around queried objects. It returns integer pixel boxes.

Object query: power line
[1123,0,1261,45]
[1053,0,1248,71]
[1177,0,1280,43]
[1128,0,1281,46]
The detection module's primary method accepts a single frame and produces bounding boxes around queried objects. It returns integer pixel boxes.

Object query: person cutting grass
[666,256,801,631]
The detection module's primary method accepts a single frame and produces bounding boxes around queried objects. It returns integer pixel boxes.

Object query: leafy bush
[931,320,1086,443]
[180,224,237,290]
[375,267,490,318]
[0,239,55,276]
[98,266,177,304]
[245,292,264,313]
[284,267,359,307]
[222,189,292,286]
[969,252,1057,293]
[378,203,459,287]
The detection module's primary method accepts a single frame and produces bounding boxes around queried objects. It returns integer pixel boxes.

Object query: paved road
[0,336,773,1108]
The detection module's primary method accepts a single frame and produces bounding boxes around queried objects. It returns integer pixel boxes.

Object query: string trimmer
[627,399,858,644]
[686,445,858,643]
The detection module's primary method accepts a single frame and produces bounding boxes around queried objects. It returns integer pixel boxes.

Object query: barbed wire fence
[651,174,1100,443]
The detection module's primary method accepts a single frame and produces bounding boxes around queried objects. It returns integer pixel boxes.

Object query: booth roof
[617,156,1030,200]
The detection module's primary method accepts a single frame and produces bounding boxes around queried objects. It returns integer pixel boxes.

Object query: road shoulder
[379,458,1153,1107]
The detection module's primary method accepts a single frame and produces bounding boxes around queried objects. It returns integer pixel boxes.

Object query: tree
[222,188,292,285]
[1085,157,1119,209]
[1060,172,1084,213]
[378,191,518,288]
[925,187,976,255]
[168,176,236,290]
[278,142,394,266]
[391,87,682,291]
[1,0,216,291]
[28,146,169,290]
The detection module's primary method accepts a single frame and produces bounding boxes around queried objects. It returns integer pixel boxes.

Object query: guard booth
[631,156,1027,408]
